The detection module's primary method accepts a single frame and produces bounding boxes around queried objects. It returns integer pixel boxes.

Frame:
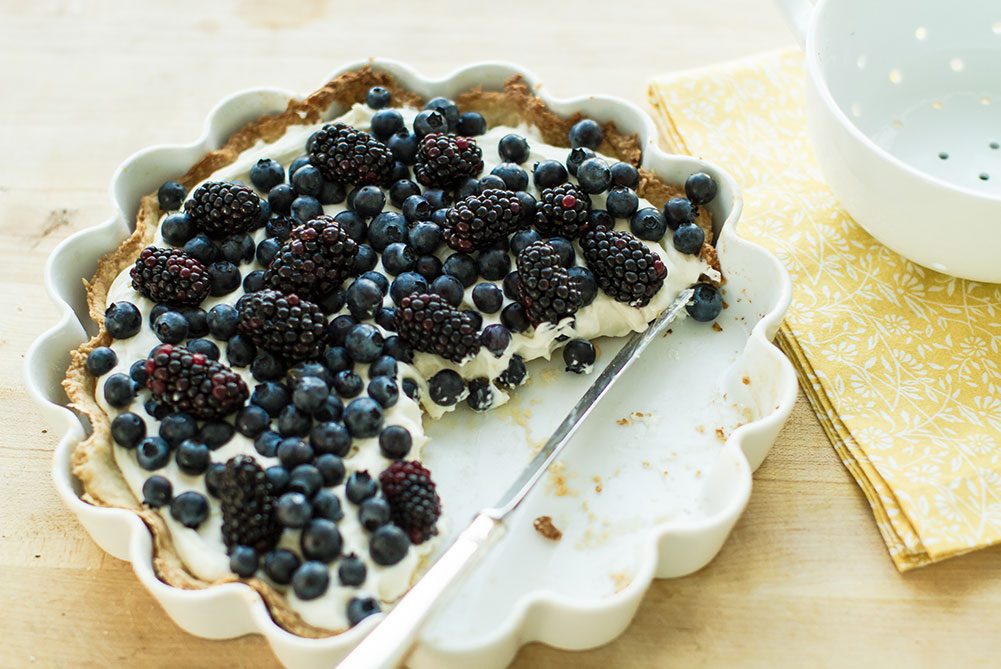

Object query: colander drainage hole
[939,152,949,160]
[979,173,990,181]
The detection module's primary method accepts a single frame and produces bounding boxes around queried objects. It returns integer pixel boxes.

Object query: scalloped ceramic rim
[24,59,798,668]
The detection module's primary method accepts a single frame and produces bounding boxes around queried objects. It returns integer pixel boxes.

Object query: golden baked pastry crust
[61,65,718,638]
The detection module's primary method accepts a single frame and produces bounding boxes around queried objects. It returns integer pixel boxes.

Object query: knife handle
[337,513,506,669]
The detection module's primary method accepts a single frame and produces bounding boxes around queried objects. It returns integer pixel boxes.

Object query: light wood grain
[4,1,999,667]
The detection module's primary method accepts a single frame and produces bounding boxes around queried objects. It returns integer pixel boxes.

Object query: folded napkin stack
[649,48,1001,570]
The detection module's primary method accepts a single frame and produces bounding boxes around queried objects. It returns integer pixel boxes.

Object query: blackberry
[393,293,481,363]
[534,183,591,239]
[308,123,395,186]
[130,246,210,306]
[579,227,667,307]
[184,181,263,238]
[264,216,358,299]
[414,133,483,189]
[219,455,282,553]
[515,242,584,326]
[236,290,327,362]
[443,189,523,253]
[144,344,248,420]
[378,460,442,544]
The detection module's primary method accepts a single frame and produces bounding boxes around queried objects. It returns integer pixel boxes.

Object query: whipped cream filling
[95,102,709,632]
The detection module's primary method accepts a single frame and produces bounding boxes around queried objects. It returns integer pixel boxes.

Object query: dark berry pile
[96,91,721,620]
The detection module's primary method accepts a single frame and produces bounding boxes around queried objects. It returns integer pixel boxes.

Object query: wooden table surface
[4,1,1001,667]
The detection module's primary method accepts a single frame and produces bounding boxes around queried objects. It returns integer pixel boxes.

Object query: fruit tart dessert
[63,67,723,636]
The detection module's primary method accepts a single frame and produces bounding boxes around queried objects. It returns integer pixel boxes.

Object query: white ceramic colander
[778,0,1001,283]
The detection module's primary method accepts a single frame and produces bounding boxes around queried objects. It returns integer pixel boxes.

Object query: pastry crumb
[593,475,603,493]
[615,417,630,426]
[715,427,726,440]
[712,322,723,332]
[533,515,562,541]
[610,571,631,593]
[742,376,751,385]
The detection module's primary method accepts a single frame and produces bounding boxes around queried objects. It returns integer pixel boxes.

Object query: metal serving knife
[337,287,695,669]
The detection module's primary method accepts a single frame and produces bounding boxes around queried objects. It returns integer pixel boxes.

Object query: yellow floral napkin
[649,48,1001,571]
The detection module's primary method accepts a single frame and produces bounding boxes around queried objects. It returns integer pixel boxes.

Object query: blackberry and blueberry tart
[64,68,723,636]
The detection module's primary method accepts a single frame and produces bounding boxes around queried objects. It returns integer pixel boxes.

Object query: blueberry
[568,266,598,307]
[344,397,384,439]
[414,255,443,282]
[312,393,344,423]
[369,356,398,380]
[506,231,539,257]
[423,96,459,130]
[204,463,226,497]
[144,400,168,420]
[326,315,356,346]
[158,412,196,446]
[454,177,479,200]
[471,282,503,313]
[377,425,412,460]
[345,278,385,321]
[401,194,431,223]
[663,197,695,230]
[104,373,137,408]
[314,453,346,486]
[263,549,300,585]
[685,172,718,205]
[345,323,384,363]
[457,110,486,136]
[338,555,367,586]
[268,184,296,216]
[229,545,259,578]
[569,118,603,149]
[382,242,416,275]
[316,289,346,315]
[533,159,568,189]
[428,369,465,406]
[277,438,314,469]
[250,158,285,192]
[389,179,421,208]
[384,336,413,364]
[313,489,344,522]
[301,519,342,564]
[170,491,209,529]
[142,475,172,507]
[371,109,405,141]
[322,347,352,375]
[431,274,465,307]
[289,360,336,388]
[333,369,364,398]
[368,376,398,408]
[577,157,612,194]
[293,376,329,413]
[610,162,640,189]
[266,215,293,241]
[424,189,452,210]
[442,252,478,287]
[387,131,418,164]
[289,156,310,177]
[498,354,527,388]
[180,306,209,337]
[463,309,483,331]
[547,237,575,268]
[374,308,393,335]
[111,412,145,448]
[514,190,538,219]
[566,147,596,177]
[147,304,171,332]
[345,470,378,504]
[673,222,705,254]
[563,339,596,374]
[631,207,668,241]
[104,301,141,339]
[251,381,290,417]
[277,491,312,528]
[686,283,723,322]
[476,247,511,281]
[278,405,312,437]
[358,497,391,531]
[129,360,148,385]
[366,85,391,109]
[347,596,381,626]
[254,430,281,457]
[370,524,411,566]
[466,378,494,411]
[391,161,410,182]
[390,272,428,305]
[207,304,239,340]
[409,223,443,257]
[350,185,385,219]
[161,212,196,245]
[289,464,324,498]
[352,245,378,274]
[480,324,511,356]
[333,210,366,243]
[430,207,449,226]
[485,163,526,191]
[157,181,186,211]
[318,178,346,205]
[136,436,170,471]
[401,377,420,400]
[588,208,614,229]
[175,439,210,475]
[199,420,234,449]
[605,186,639,219]
[502,271,520,301]
[208,260,241,296]
[265,464,290,492]
[251,351,285,381]
[86,346,117,376]
[477,174,507,192]
[367,211,408,252]
[252,200,271,230]
[310,422,350,460]
[291,195,323,223]
[498,134,530,164]
[152,311,188,344]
